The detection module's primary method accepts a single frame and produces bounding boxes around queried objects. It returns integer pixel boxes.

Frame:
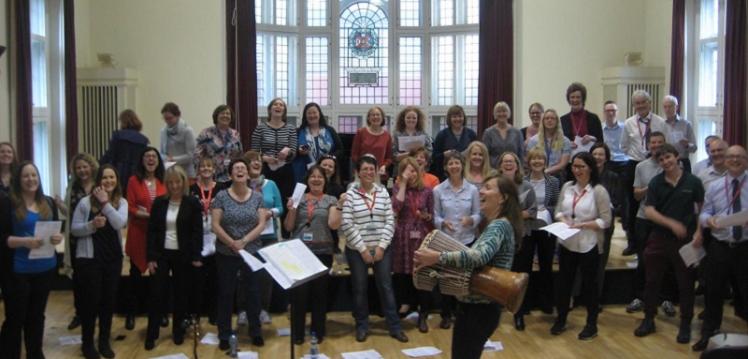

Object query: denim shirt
[432,179,481,245]
[603,121,629,162]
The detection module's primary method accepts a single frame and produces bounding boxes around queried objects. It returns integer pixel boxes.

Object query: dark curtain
[14,0,33,161]
[64,0,78,162]
[477,0,513,135]
[669,0,685,108]
[723,0,746,147]
[226,0,258,151]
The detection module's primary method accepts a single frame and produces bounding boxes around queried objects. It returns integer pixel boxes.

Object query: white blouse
[555,182,611,253]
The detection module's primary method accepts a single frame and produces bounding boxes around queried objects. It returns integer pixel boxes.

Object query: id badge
[365,223,378,232]
[302,232,313,242]
[409,231,422,240]
[223,158,231,167]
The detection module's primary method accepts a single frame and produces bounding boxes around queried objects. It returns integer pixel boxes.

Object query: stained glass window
[339,2,389,104]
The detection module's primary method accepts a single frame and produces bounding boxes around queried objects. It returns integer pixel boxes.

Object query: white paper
[341,349,383,359]
[276,327,290,336]
[239,250,265,272]
[260,240,327,281]
[58,335,82,346]
[536,209,552,225]
[679,241,706,267]
[626,260,638,269]
[263,259,294,289]
[540,222,580,241]
[261,217,275,235]
[571,136,594,155]
[291,183,308,209]
[237,351,258,359]
[402,346,442,357]
[484,340,504,352]
[200,332,220,345]
[29,221,62,259]
[268,160,287,171]
[714,210,748,228]
[150,354,189,359]
[164,161,177,169]
[669,131,685,143]
[398,135,426,153]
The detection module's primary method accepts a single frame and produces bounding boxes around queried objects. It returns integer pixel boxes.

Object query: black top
[431,127,478,179]
[147,196,203,262]
[88,205,123,263]
[326,182,345,199]
[189,181,229,211]
[645,172,705,236]
[599,167,622,216]
[560,110,603,144]
[99,129,150,192]
[0,193,12,275]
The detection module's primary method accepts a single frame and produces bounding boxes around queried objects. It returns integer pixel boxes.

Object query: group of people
[0,81,745,359]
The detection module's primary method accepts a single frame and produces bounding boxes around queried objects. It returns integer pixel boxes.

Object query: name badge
[365,223,378,231]
[302,232,313,242]
[409,231,422,240]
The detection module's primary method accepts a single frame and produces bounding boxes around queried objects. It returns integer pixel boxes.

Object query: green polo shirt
[645,171,704,236]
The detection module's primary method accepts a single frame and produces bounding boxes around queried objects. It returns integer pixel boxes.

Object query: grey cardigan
[160,118,197,177]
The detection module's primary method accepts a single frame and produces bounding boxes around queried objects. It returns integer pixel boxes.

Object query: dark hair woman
[194,105,243,182]
[431,105,477,179]
[100,109,150,192]
[292,102,343,184]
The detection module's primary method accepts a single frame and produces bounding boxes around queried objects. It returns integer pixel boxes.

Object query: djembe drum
[413,230,529,313]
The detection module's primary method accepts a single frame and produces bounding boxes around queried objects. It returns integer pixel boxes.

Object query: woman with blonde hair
[463,141,496,187]
[527,109,571,180]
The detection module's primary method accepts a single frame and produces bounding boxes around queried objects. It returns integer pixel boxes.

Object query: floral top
[194,126,243,182]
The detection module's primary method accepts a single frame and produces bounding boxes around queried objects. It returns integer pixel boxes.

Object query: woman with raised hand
[1,161,64,359]
[431,105,477,180]
[71,164,128,359]
[341,155,408,343]
[551,152,611,341]
[251,98,297,203]
[58,153,99,331]
[463,141,496,188]
[415,175,523,359]
[351,107,393,181]
[194,105,243,182]
[144,166,203,350]
[283,165,342,344]
[527,109,572,181]
[124,147,166,330]
[292,102,343,184]
[211,159,268,349]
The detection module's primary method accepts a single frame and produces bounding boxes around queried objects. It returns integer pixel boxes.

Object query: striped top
[250,121,297,158]
[341,182,395,252]
[439,218,515,303]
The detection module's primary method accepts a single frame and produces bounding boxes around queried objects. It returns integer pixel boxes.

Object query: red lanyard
[358,187,377,219]
[571,188,588,219]
[305,193,324,225]
[572,116,585,137]
[724,176,746,213]
[198,182,215,217]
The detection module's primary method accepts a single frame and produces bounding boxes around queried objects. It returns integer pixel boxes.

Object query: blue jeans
[345,247,401,334]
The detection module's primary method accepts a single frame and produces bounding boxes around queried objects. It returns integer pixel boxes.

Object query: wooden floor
[7,290,746,359]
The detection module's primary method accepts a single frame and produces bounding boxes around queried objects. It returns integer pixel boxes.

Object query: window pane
[399,37,421,106]
[275,0,287,25]
[30,0,45,37]
[256,0,262,24]
[33,120,50,191]
[306,37,329,105]
[338,115,362,134]
[339,2,389,104]
[400,0,420,27]
[256,34,265,106]
[464,34,479,106]
[698,41,718,107]
[276,36,289,100]
[307,0,326,26]
[31,39,47,108]
[433,36,454,106]
[466,0,479,24]
[699,0,718,39]
[433,0,454,26]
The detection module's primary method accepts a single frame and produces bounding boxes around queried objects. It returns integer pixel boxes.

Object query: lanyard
[358,187,377,219]
[544,136,553,162]
[571,188,588,219]
[724,176,746,214]
[305,193,324,226]
[198,182,215,217]
[572,115,585,137]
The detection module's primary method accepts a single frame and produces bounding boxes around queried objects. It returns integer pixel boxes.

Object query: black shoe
[252,336,264,347]
[634,318,656,337]
[550,319,567,335]
[161,316,169,328]
[439,317,452,329]
[219,339,230,351]
[144,339,155,351]
[390,331,409,343]
[677,322,691,344]
[418,313,429,333]
[125,315,135,330]
[68,316,81,330]
[98,341,115,359]
[692,337,709,351]
[514,314,525,331]
[578,324,598,340]
[540,306,554,315]
[622,246,637,256]
[356,330,368,342]
[82,345,100,359]
[173,333,184,345]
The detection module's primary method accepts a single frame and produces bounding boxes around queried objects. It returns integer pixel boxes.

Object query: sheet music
[261,217,275,235]
[402,346,442,357]
[540,222,580,241]
[571,136,594,156]
[238,250,264,272]
[258,239,329,289]
[714,210,748,228]
[398,135,426,152]
[679,241,706,267]
[29,221,62,259]
[263,260,293,289]
[341,349,383,359]
[290,183,308,209]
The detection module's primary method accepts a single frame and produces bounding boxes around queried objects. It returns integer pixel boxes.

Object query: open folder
[239,239,328,290]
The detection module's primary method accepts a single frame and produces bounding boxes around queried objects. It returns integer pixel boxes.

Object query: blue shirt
[699,171,748,243]
[603,121,629,162]
[526,134,572,168]
[433,179,481,245]
[12,211,57,273]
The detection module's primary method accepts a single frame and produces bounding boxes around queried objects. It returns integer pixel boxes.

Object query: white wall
[0,0,10,142]
[515,0,672,127]
[84,0,226,143]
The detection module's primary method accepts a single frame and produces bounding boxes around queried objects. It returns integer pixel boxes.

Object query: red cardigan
[351,127,393,168]
[126,175,166,273]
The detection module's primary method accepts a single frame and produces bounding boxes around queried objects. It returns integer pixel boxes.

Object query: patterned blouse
[392,185,434,274]
[194,126,243,182]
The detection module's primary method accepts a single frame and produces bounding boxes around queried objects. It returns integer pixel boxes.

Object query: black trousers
[126,259,149,316]
[513,230,555,312]
[290,255,333,340]
[216,253,261,340]
[191,255,217,321]
[452,302,501,359]
[0,269,55,359]
[76,258,122,347]
[623,160,640,246]
[643,231,695,321]
[556,246,599,325]
[147,250,192,340]
[702,240,748,336]
[393,273,431,314]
